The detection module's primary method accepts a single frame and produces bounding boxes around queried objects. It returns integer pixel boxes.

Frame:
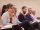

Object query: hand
[0,25,3,28]
[12,13,15,15]
[15,23,19,25]
[29,21,32,24]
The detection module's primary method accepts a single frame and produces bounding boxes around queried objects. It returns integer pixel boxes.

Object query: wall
[0,0,40,17]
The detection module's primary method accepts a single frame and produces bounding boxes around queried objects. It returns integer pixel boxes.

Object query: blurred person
[1,3,14,26]
[0,8,2,16]
[18,6,27,22]
[0,8,3,28]
[12,6,33,30]
[26,8,33,22]
[31,10,39,22]
[1,5,7,16]
[18,6,33,30]
[1,4,33,30]
[13,5,17,15]
[26,8,39,28]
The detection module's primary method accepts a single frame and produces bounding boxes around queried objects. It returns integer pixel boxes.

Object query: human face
[13,6,17,12]
[33,11,35,15]
[22,8,27,14]
[8,6,15,13]
[28,9,32,14]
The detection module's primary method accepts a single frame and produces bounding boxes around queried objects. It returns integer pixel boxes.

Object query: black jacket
[26,13,33,22]
[18,13,26,22]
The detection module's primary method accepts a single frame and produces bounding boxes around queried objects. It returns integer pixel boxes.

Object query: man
[26,8,39,28]
[26,8,33,23]
[31,10,39,22]
[13,5,17,14]
[18,6,27,22]
[12,5,18,18]
[18,6,33,30]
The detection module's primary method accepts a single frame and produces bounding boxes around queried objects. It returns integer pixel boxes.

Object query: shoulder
[19,13,23,16]
[31,14,33,16]
[26,13,29,16]
[1,11,8,17]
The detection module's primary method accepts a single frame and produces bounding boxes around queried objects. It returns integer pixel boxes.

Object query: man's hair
[6,3,13,9]
[28,8,32,11]
[22,6,27,9]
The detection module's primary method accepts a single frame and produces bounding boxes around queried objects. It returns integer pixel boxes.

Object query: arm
[16,18,22,24]
[1,14,11,26]
[26,15,32,24]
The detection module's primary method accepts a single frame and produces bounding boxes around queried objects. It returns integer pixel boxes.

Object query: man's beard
[23,11,26,14]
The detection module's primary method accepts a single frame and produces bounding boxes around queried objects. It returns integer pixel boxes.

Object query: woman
[0,8,2,16]
[1,3,33,30]
[1,5,7,16]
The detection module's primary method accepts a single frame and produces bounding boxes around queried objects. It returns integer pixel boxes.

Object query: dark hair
[28,8,32,11]
[6,3,13,9]
[22,6,27,9]
[1,5,7,16]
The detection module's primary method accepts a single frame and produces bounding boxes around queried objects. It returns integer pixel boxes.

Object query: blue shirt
[15,15,22,24]
[31,14,39,22]
[0,15,1,16]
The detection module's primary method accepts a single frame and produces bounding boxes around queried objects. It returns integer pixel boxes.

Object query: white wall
[0,0,40,17]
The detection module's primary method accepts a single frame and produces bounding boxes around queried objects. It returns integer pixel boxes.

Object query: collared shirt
[14,15,22,24]
[31,14,39,22]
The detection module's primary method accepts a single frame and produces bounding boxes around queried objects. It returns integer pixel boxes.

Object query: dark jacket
[18,13,26,22]
[26,13,33,22]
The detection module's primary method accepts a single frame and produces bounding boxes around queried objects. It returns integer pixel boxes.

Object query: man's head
[32,10,35,15]
[28,8,32,14]
[22,6,27,14]
[13,5,17,12]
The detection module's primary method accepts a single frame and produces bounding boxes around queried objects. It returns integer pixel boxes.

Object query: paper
[1,25,12,29]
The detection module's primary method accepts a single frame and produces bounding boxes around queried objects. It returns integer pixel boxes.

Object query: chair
[0,16,1,20]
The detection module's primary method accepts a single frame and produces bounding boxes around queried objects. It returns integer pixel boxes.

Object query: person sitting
[1,5,7,16]
[31,10,39,22]
[0,8,3,28]
[0,8,2,16]
[26,8,39,28]
[1,3,33,30]
[18,6,33,30]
